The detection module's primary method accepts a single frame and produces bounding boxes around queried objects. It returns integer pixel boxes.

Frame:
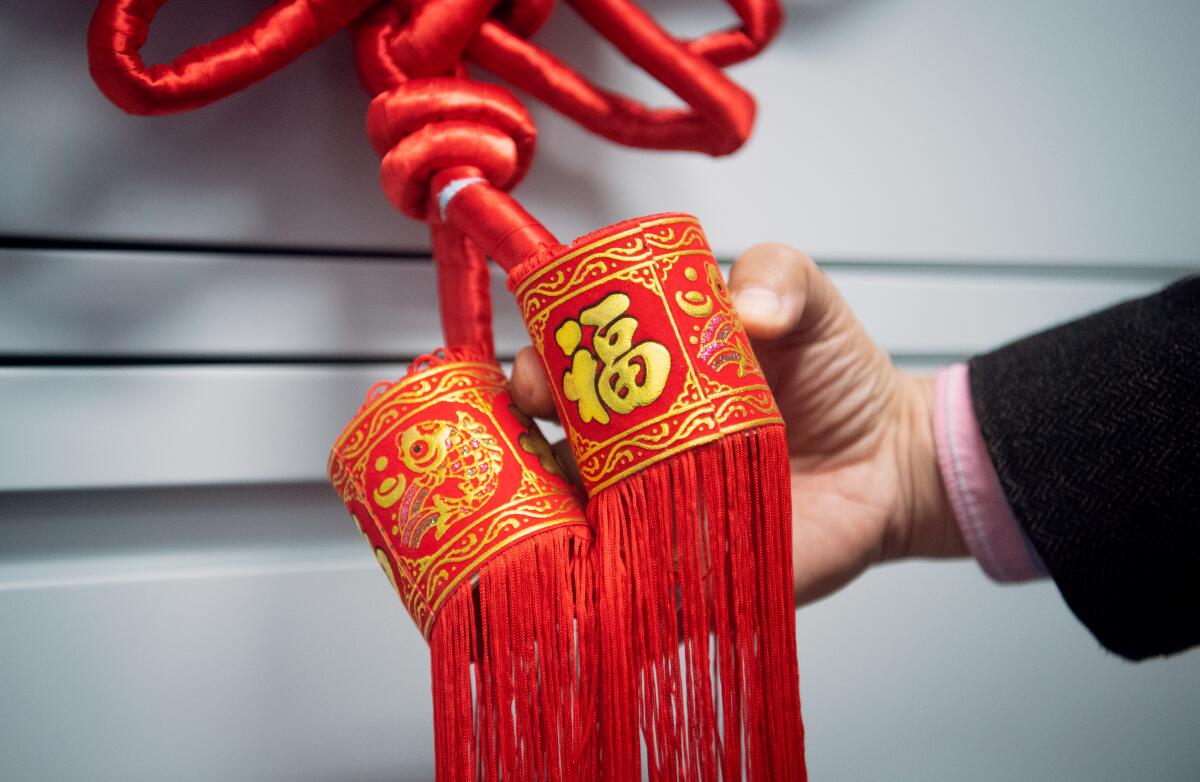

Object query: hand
[510,243,966,605]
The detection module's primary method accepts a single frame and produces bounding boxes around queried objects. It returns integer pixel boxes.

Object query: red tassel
[429,528,598,782]
[430,586,476,782]
[592,427,804,782]
[329,357,598,781]
[509,214,807,781]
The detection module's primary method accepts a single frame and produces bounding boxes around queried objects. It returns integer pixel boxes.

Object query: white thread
[437,177,486,220]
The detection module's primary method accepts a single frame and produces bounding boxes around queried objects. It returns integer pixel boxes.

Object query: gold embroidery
[555,292,671,425]
[675,289,714,318]
[328,361,586,638]
[372,411,504,548]
[644,223,704,251]
[517,240,651,319]
[336,362,491,465]
[579,404,718,483]
[512,215,784,495]
[612,263,659,291]
[575,387,782,493]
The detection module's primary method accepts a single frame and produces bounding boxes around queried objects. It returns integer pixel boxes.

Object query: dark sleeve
[968,275,1200,660]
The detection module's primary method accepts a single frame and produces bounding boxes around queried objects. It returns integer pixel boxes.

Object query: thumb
[728,242,842,341]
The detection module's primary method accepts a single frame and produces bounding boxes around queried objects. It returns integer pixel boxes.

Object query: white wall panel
[0,258,1188,491]
[2,485,1198,781]
[0,247,1184,359]
[3,1,1198,263]
[0,362,569,492]
[0,365,404,491]
[0,249,459,360]
[0,562,431,781]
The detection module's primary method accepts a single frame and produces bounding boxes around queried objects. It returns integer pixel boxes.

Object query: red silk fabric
[84,0,777,229]
[88,0,377,115]
[367,79,537,219]
[429,216,496,358]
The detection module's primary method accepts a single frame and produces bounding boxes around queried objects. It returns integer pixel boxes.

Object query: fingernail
[732,287,782,319]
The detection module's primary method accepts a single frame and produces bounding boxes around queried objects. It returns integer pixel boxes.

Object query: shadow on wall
[0,0,877,249]
[0,0,423,248]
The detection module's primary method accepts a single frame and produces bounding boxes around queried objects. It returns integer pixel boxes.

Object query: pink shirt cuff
[934,363,1047,583]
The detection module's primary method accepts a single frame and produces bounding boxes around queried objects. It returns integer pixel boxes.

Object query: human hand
[510,243,966,605]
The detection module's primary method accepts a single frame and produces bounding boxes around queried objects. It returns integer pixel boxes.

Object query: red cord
[87,0,378,115]
[87,0,784,353]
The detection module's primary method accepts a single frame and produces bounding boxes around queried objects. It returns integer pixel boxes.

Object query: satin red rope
[87,0,378,115]
[87,0,783,352]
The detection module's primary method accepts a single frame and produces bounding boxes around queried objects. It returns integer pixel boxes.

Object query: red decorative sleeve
[508,214,782,494]
[328,356,587,638]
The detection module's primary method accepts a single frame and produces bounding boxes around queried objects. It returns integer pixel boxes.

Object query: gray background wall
[1,1,1197,779]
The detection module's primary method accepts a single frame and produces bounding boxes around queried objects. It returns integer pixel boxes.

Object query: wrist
[885,374,964,561]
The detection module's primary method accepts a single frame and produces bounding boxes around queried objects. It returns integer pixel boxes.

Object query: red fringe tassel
[429,527,599,782]
[594,424,805,782]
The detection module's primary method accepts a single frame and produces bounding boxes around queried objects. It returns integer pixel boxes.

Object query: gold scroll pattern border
[332,361,501,468]
[575,386,780,493]
[408,498,582,637]
[328,361,585,637]
[514,216,782,495]
[516,217,699,311]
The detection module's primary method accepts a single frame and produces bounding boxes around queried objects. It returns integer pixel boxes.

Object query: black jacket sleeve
[968,275,1200,660]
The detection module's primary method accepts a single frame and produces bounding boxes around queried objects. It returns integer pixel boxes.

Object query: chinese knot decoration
[88,1,804,780]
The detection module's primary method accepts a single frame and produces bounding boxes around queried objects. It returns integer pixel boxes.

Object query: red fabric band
[329,354,588,637]
[509,214,783,494]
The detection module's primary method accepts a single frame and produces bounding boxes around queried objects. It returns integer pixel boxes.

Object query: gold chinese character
[554,292,671,425]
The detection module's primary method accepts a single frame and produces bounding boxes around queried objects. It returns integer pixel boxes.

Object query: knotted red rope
[90,0,779,354]
[88,3,803,780]
[89,0,779,249]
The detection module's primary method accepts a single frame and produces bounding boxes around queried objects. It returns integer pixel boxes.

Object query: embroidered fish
[383,412,504,548]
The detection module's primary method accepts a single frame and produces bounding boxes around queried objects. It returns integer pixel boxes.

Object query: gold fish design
[374,411,504,548]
